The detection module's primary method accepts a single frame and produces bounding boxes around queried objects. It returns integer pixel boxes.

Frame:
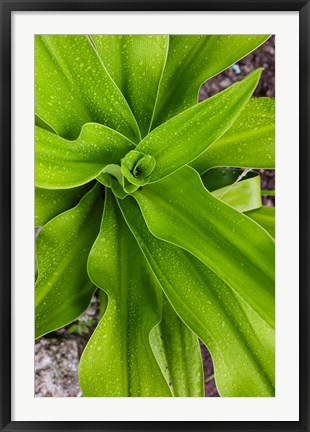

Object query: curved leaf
[35,123,135,189]
[133,166,275,328]
[35,35,140,142]
[211,172,262,213]
[132,69,262,184]
[118,196,274,396]
[201,167,245,191]
[246,206,275,238]
[35,114,57,134]
[79,190,171,397]
[35,183,92,226]
[150,296,204,397]
[35,184,103,338]
[191,98,275,174]
[92,35,169,138]
[151,35,270,128]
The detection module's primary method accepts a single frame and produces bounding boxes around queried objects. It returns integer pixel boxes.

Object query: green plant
[68,318,96,336]
[35,35,275,397]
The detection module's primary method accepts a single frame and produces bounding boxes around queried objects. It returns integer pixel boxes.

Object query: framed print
[1,0,309,431]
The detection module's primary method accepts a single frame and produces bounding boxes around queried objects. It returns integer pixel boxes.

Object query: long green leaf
[35,183,92,226]
[150,296,204,397]
[35,123,135,189]
[246,206,275,238]
[118,196,274,396]
[92,35,169,138]
[35,184,103,338]
[151,35,269,128]
[79,190,171,397]
[133,166,275,328]
[124,69,261,185]
[191,98,275,174]
[35,35,140,142]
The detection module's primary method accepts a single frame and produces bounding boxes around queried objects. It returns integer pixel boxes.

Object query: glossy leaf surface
[134,70,262,184]
[35,35,140,142]
[246,206,275,238]
[79,191,171,397]
[35,183,92,226]
[35,184,103,338]
[150,297,204,397]
[92,35,169,138]
[191,98,275,174]
[119,197,274,396]
[133,166,275,328]
[151,35,269,128]
[35,124,135,189]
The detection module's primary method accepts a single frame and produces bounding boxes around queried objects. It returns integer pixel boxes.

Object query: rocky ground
[35,36,275,398]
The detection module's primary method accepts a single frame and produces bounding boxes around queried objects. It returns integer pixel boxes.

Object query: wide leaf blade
[133,166,275,328]
[35,123,135,189]
[118,196,274,396]
[92,35,169,138]
[35,35,140,142]
[35,184,103,338]
[150,296,204,397]
[151,35,269,128]
[35,183,92,226]
[191,98,275,174]
[79,190,171,397]
[246,206,275,238]
[131,69,262,185]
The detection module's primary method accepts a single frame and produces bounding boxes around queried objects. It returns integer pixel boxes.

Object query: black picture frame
[1,1,309,431]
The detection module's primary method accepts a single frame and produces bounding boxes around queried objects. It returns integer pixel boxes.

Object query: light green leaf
[246,206,275,238]
[35,114,57,134]
[261,189,275,196]
[129,69,262,185]
[79,190,171,397]
[151,35,270,128]
[211,172,262,213]
[191,98,275,174]
[118,196,274,396]
[35,184,103,338]
[92,35,169,138]
[150,297,204,397]
[35,183,92,226]
[133,166,275,328]
[35,123,135,189]
[35,35,140,142]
